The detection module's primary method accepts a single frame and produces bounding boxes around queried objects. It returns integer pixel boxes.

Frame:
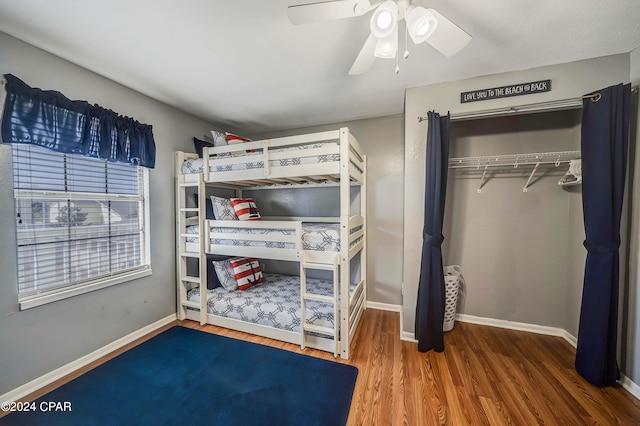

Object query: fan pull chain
[403,22,410,59]
[395,22,409,74]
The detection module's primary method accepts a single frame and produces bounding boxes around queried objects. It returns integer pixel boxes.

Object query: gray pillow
[212,259,238,291]
[210,196,238,220]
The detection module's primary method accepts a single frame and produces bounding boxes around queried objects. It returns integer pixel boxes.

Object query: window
[12,143,151,309]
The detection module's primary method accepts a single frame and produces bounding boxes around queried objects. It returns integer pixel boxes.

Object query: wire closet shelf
[448,150,581,169]
[449,150,581,193]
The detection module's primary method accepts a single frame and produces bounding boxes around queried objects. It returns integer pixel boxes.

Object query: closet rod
[418,97,586,123]
[417,87,639,123]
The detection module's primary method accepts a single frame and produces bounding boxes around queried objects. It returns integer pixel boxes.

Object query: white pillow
[210,130,227,147]
[212,259,238,291]
[210,196,238,220]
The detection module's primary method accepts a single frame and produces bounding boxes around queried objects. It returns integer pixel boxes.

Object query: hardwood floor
[182,309,640,425]
[5,309,640,425]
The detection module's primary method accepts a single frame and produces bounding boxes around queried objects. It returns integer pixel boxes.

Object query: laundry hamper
[443,265,463,332]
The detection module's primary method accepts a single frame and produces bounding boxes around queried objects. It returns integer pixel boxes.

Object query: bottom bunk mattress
[186,273,355,333]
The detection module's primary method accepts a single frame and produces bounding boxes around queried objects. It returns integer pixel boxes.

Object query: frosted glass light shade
[370,1,399,39]
[374,26,398,58]
[406,6,438,44]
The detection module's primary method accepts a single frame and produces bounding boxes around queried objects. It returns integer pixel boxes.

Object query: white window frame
[12,148,152,310]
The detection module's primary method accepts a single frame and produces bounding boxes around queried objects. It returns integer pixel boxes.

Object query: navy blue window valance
[1,74,156,168]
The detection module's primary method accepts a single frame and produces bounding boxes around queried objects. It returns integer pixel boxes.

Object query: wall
[248,114,404,306]
[565,122,587,338]
[0,32,214,395]
[443,110,582,328]
[625,47,640,385]
[403,54,631,339]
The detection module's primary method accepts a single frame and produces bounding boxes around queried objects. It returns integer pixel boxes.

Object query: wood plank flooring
[5,309,640,425]
[182,309,640,425]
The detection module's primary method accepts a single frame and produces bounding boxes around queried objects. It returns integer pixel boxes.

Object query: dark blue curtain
[1,74,156,168]
[575,83,631,386]
[415,111,450,352]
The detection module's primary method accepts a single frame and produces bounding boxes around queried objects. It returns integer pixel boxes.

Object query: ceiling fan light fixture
[406,6,438,44]
[374,26,398,58]
[370,0,399,38]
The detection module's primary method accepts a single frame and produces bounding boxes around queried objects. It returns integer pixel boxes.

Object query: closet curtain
[415,111,450,352]
[575,83,631,386]
[1,73,156,168]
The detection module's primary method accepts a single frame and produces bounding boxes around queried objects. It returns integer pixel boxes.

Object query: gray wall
[625,47,640,384]
[0,32,214,395]
[249,114,404,306]
[403,54,630,339]
[443,110,582,328]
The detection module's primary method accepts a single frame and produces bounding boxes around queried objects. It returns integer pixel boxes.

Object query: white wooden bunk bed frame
[174,127,366,359]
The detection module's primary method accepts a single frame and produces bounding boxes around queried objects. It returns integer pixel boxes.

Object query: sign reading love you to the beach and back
[460,80,552,103]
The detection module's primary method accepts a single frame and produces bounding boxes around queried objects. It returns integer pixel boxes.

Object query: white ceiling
[0,0,639,134]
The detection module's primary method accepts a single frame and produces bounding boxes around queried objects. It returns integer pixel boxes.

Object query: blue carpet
[0,326,358,426]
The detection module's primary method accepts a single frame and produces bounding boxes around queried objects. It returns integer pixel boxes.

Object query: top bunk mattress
[181,142,339,175]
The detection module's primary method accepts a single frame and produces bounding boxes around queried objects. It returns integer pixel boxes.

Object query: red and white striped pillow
[225,132,255,153]
[230,198,261,221]
[230,258,263,290]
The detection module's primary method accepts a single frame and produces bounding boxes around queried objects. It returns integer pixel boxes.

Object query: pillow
[194,193,215,220]
[226,132,255,153]
[230,258,263,290]
[193,137,214,158]
[210,196,238,220]
[225,132,251,145]
[211,130,227,147]
[206,256,223,289]
[231,198,261,221]
[212,259,238,291]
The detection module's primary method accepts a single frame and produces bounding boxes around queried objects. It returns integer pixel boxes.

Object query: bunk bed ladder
[175,170,207,324]
[300,254,340,358]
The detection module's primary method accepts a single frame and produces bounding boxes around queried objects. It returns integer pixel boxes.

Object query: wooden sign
[460,80,551,103]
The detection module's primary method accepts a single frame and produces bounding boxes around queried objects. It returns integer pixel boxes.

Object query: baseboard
[401,331,418,342]
[621,375,640,400]
[456,313,578,347]
[456,314,578,347]
[0,313,177,403]
[367,301,401,312]
[397,312,578,346]
[397,306,418,342]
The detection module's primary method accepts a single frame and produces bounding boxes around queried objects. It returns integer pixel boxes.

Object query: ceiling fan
[287,0,472,75]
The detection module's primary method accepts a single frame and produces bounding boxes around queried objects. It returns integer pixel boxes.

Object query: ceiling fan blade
[424,8,472,57]
[287,0,372,25]
[349,33,377,75]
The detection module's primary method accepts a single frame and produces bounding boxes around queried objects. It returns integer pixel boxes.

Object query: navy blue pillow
[193,137,214,158]
[206,256,223,289]
[185,257,221,289]
[193,193,215,220]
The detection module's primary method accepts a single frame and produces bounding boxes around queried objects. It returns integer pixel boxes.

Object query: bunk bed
[174,127,366,359]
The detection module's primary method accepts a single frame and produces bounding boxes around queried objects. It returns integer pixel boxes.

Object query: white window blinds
[12,144,150,298]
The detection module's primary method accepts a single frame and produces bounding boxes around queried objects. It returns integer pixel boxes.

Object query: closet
[442,109,585,334]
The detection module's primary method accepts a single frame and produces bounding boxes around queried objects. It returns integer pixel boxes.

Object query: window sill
[19,268,153,310]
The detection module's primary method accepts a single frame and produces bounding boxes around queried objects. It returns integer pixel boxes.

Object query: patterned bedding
[187,273,355,333]
[181,142,339,174]
[186,222,341,252]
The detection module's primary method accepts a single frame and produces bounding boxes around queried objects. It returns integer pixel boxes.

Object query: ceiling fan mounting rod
[354,0,380,15]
